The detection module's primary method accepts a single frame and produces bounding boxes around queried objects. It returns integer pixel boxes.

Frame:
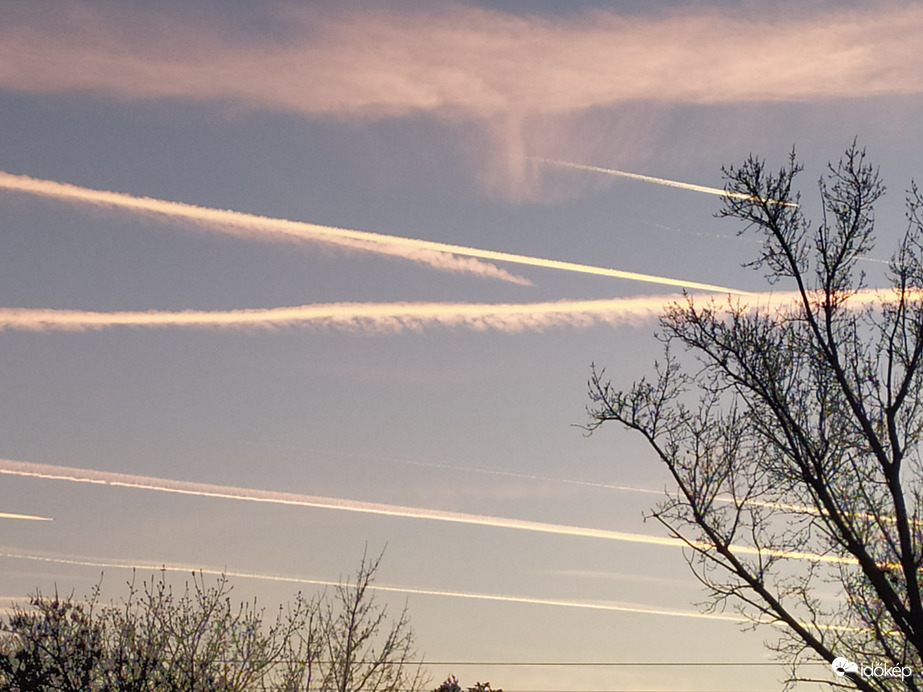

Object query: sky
[1,1,923,690]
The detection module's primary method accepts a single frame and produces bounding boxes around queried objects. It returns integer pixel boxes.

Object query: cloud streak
[0,458,856,565]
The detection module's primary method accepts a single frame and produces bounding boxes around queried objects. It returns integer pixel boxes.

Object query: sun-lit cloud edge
[0,170,748,293]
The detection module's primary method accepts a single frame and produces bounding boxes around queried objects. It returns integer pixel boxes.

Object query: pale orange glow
[0,458,856,565]
[0,170,748,293]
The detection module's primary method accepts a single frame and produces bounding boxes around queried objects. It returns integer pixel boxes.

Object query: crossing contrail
[0,548,743,623]
[0,458,856,565]
[533,157,797,205]
[0,170,749,294]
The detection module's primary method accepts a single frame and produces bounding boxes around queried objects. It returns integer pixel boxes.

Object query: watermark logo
[832,656,912,680]
[831,658,858,676]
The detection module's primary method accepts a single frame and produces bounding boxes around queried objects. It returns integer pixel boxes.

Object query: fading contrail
[0,170,749,294]
[0,548,743,623]
[533,157,796,205]
[0,549,860,631]
[0,512,53,521]
[311,450,845,519]
[320,448,667,497]
[0,458,855,565]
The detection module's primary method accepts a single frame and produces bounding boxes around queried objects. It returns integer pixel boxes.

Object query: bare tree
[586,143,923,691]
[0,588,105,692]
[0,554,424,692]
[318,551,425,692]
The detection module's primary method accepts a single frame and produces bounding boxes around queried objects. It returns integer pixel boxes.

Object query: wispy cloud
[2,3,920,198]
[0,170,747,293]
[2,3,921,116]
[0,547,742,623]
[0,458,856,565]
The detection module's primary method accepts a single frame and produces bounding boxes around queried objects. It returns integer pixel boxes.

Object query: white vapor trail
[0,548,742,623]
[534,158,797,206]
[0,290,907,335]
[0,458,856,565]
[0,170,749,294]
[0,512,53,521]
[0,295,678,333]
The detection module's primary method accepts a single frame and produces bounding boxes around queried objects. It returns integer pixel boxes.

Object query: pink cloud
[1,2,920,115]
[3,2,919,199]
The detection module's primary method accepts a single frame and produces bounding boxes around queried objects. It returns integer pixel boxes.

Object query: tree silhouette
[587,143,923,691]
[432,676,502,692]
[0,553,424,691]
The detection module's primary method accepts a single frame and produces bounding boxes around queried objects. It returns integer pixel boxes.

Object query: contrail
[533,157,797,206]
[0,290,907,335]
[0,295,678,333]
[0,550,859,631]
[0,458,856,565]
[320,448,666,497]
[0,170,749,294]
[0,171,525,285]
[0,512,53,521]
[0,548,743,623]
[312,450,840,518]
